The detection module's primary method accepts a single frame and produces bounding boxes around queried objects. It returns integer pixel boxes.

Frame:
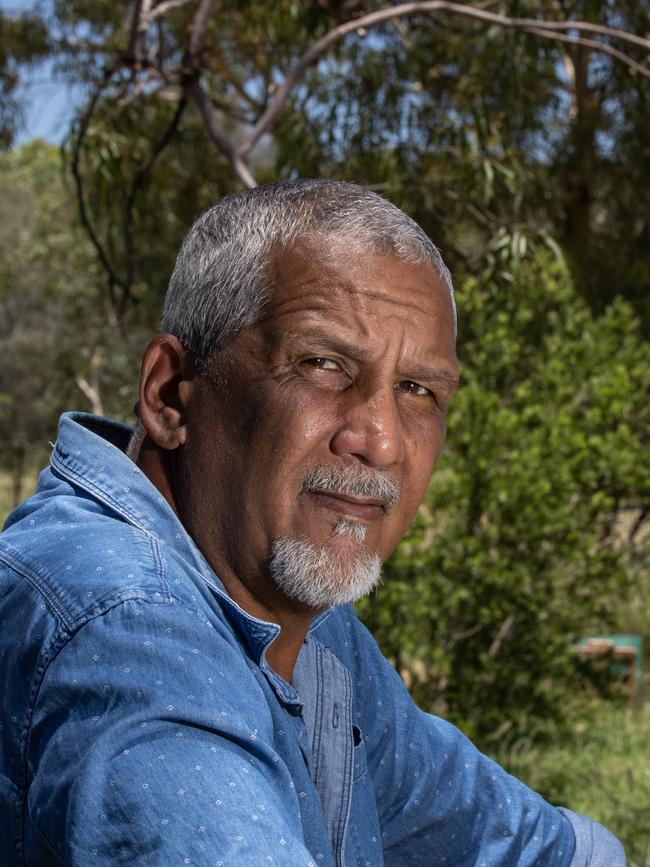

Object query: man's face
[178,233,459,612]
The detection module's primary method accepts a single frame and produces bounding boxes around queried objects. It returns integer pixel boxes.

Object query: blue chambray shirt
[0,413,626,866]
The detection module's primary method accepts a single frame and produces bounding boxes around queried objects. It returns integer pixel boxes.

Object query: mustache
[302,464,400,513]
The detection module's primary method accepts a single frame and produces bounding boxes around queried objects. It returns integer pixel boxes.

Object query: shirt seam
[0,532,171,631]
[335,665,353,866]
[311,641,325,787]
[0,543,76,630]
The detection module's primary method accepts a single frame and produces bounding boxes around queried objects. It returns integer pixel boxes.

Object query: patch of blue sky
[2,0,88,145]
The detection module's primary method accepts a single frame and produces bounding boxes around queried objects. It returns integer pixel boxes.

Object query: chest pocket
[352,724,367,782]
[347,724,383,867]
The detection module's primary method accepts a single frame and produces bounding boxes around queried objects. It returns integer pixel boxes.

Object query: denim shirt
[0,413,626,866]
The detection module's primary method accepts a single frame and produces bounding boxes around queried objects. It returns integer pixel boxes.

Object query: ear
[138,335,196,451]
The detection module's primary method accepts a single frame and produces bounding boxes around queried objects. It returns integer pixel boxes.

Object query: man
[0,180,624,865]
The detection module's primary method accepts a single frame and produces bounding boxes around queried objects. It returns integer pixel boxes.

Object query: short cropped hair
[162,179,455,359]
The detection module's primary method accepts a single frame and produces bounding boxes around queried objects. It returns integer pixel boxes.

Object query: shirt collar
[51,412,332,697]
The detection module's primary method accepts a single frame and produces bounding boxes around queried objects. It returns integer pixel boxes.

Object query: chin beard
[268,521,382,609]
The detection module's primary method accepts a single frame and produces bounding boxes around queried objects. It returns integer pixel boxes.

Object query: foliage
[0,141,148,504]
[274,1,650,327]
[0,10,50,149]
[358,249,650,744]
[494,700,650,867]
[3,2,650,328]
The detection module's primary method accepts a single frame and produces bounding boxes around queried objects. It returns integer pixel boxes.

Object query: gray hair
[162,179,455,360]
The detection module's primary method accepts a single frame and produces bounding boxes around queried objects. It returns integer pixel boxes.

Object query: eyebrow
[281,328,460,391]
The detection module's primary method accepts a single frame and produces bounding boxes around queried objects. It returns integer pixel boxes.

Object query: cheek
[265,392,338,460]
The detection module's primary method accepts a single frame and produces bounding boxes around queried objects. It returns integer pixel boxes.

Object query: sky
[14,61,82,145]
[2,0,82,145]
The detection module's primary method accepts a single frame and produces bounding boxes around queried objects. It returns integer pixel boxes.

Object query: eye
[397,380,432,397]
[303,357,341,371]
[298,356,351,389]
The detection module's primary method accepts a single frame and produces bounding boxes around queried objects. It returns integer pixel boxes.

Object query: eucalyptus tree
[5,1,647,322]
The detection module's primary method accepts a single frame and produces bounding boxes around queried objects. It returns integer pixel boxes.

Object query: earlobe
[138,335,195,451]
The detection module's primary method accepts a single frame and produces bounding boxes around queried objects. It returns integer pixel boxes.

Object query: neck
[216,565,315,682]
[267,620,310,682]
[136,437,181,519]
[136,439,314,682]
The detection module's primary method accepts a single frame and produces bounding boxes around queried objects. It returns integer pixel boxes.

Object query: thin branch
[150,0,193,21]
[526,26,650,78]
[75,375,104,415]
[510,17,650,52]
[211,45,264,112]
[629,506,650,545]
[487,613,515,658]
[52,36,111,53]
[238,1,650,157]
[124,97,187,307]
[204,92,255,124]
[445,622,484,651]
[71,70,127,310]
[188,78,258,188]
[127,0,152,61]
[127,0,144,58]
[188,0,217,60]
[116,72,150,106]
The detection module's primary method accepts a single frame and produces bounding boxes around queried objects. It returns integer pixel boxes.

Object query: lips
[308,490,385,521]
[301,465,399,515]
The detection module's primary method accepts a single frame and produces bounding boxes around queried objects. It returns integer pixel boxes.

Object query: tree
[4,1,649,323]
[0,10,49,148]
[0,141,149,505]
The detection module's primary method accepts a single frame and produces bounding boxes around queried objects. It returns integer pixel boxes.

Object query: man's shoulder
[0,472,172,634]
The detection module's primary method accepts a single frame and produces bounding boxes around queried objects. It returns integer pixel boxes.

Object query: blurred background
[1,0,649,860]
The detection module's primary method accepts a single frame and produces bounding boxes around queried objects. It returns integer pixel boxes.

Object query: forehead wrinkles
[264,284,449,333]
[267,235,448,310]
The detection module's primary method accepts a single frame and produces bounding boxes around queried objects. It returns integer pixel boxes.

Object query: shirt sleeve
[328,608,627,867]
[26,597,317,866]
[559,809,628,867]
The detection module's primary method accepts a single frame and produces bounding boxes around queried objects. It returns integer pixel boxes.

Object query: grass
[493,699,650,866]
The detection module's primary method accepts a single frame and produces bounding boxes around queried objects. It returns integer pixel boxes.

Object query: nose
[329,386,405,469]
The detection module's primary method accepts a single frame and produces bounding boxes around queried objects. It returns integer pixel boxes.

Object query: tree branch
[75,348,105,416]
[75,374,104,415]
[150,0,193,21]
[487,613,515,659]
[238,1,650,158]
[527,26,650,78]
[188,78,258,188]
[71,70,127,310]
[629,506,650,545]
[127,0,152,62]
[508,17,650,52]
[124,97,187,309]
[188,0,217,60]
